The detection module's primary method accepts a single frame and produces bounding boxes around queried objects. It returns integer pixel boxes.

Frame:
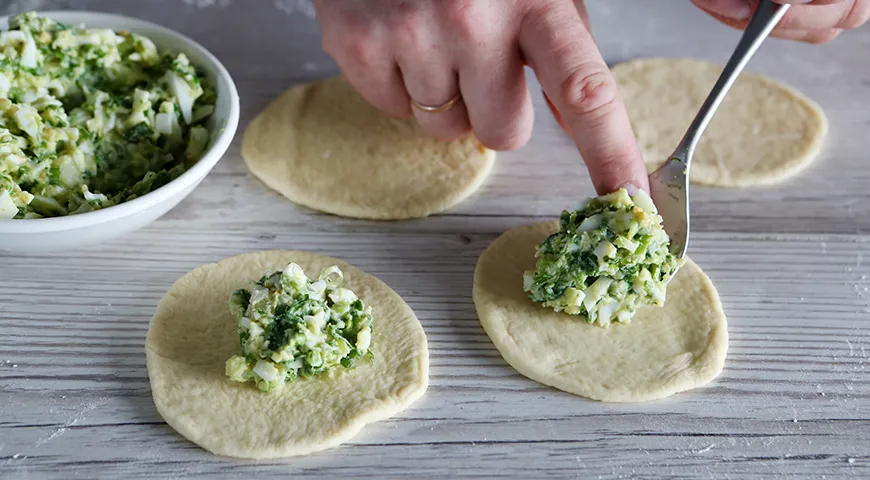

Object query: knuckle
[320,35,339,57]
[477,122,532,151]
[340,33,380,68]
[385,5,423,44]
[444,0,487,44]
[558,65,620,119]
[316,8,378,51]
[346,79,409,119]
[839,0,870,29]
[480,105,534,151]
[806,29,842,44]
[389,20,424,53]
[482,132,529,152]
[318,18,380,66]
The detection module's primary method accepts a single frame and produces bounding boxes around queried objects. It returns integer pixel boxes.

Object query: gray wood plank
[2,230,870,478]
[2,1,870,478]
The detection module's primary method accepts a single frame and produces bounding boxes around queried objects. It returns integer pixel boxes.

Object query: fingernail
[618,182,640,196]
[693,0,752,20]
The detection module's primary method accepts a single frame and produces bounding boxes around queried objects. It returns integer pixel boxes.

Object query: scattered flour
[3,452,25,467]
[273,0,316,18]
[34,397,109,448]
[182,0,232,8]
[694,444,716,454]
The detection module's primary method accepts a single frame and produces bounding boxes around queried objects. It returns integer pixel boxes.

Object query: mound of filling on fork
[523,188,683,327]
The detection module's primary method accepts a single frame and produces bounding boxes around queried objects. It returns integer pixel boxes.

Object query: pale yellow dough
[242,76,496,219]
[613,58,827,187]
[145,250,429,459]
[473,221,728,403]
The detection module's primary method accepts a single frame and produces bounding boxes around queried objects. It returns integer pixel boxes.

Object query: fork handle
[672,0,790,163]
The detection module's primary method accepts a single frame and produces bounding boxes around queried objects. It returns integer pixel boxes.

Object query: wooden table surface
[2,1,870,478]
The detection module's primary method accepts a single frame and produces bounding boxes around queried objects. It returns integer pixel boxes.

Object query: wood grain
[2,1,870,478]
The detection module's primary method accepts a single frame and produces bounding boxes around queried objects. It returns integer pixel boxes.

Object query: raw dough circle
[242,76,496,219]
[145,250,429,459]
[473,221,728,403]
[613,58,827,187]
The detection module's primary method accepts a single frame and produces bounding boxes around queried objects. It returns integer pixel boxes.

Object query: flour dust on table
[473,221,728,403]
[242,76,495,220]
[614,58,827,187]
[145,250,429,459]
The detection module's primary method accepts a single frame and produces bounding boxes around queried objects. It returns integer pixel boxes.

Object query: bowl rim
[0,10,240,233]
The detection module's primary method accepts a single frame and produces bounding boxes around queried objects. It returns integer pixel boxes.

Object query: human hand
[312,0,649,195]
[691,0,870,43]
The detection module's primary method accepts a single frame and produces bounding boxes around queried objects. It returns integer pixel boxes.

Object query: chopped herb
[48,167,61,186]
[124,122,154,142]
[225,264,375,392]
[523,188,684,326]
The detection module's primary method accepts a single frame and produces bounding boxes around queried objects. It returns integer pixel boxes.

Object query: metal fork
[648,0,790,259]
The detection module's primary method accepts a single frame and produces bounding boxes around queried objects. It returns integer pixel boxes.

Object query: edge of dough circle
[473,221,728,403]
[613,57,827,187]
[145,250,429,459]
[242,75,496,220]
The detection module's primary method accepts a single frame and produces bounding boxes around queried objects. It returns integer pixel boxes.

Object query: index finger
[519,2,648,195]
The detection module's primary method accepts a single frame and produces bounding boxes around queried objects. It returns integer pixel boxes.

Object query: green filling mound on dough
[225,263,374,392]
[523,188,683,327]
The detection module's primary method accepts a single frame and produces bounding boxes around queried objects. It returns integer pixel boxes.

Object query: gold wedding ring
[410,93,462,113]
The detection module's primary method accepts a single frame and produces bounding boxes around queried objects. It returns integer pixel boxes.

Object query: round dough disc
[145,250,429,459]
[242,76,496,219]
[613,58,827,187]
[473,221,728,403]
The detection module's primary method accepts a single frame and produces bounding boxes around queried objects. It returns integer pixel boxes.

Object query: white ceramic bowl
[0,11,240,252]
